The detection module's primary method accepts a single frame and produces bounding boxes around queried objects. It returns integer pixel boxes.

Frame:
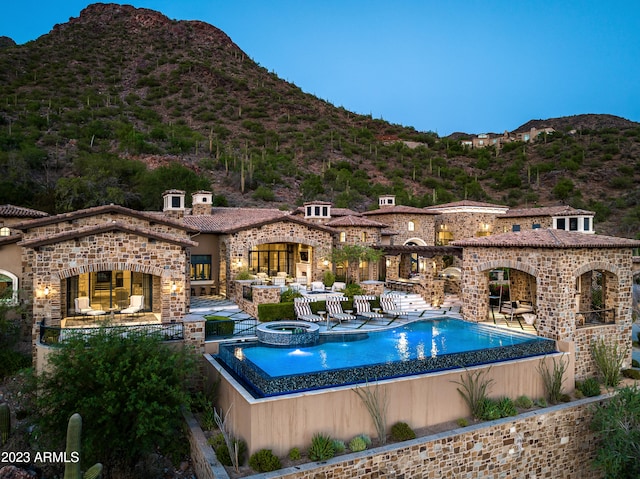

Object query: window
[512,224,521,232]
[171,196,181,208]
[322,206,328,216]
[339,232,346,242]
[532,223,541,229]
[584,217,590,231]
[569,217,578,231]
[0,227,9,236]
[306,206,312,217]
[408,221,415,232]
[361,232,367,242]
[190,255,212,280]
[556,218,566,230]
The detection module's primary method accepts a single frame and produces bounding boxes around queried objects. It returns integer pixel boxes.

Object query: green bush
[257,302,296,321]
[235,270,253,280]
[280,287,302,303]
[323,270,335,288]
[342,283,364,299]
[623,369,640,380]
[390,422,416,441]
[204,315,235,337]
[591,386,640,478]
[348,435,367,452]
[215,438,247,467]
[33,326,196,473]
[591,338,627,387]
[308,433,335,461]
[453,368,495,419]
[332,439,346,454]
[577,377,602,397]
[0,349,31,380]
[514,395,534,409]
[248,448,281,473]
[496,397,518,417]
[456,418,469,427]
[288,447,301,461]
[478,398,501,421]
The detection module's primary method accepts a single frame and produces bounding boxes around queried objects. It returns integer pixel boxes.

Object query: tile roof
[183,208,336,234]
[12,204,197,233]
[425,200,508,210]
[324,215,390,228]
[502,205,595,218]
[451,228,640,248]
[0,204,49,218]
[291,206,360,217]
[362,205,439,216]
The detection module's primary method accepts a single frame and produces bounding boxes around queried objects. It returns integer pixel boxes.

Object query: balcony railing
[40,322,184,345]
[205,318,257,340]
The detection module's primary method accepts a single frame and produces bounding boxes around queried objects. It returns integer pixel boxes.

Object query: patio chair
[499,301,534,329]
[74,296,106,316]
[380,294,406,325]
[293,297,323,322]
[120,295,144,317]
[310,281,325,292]
[331,281,346,292]
[353,295,383,325]
[326,296,355,326]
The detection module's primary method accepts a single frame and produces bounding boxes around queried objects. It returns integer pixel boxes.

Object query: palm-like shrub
[308,433,335,462]
[452,368,495,419]
[591,338,627,387]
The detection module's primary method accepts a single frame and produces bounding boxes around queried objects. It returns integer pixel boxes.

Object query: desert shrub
[514,395,534,409]
[33,326,196,473]
[348,435,367,452]
[623,369,640,380]
[537,355,569,404]
[215,438,247,467]
[591,386,640,478]
[308,433,335,461]
[496,397,518,417]
[478,398,501,421]
[535,398,548,407]
[332,439,346,454]
[249,449,281,473]
[591,338,627,387]
[578,377,602,397]
[0,349,31,380]
[456,418,469,427]
[390,422,416,441]
[288,447,301,461]
[453,368,495,419]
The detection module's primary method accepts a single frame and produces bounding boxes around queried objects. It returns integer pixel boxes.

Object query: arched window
[339,232,346,242]
[0,227,10,236]
[0,270,18,303]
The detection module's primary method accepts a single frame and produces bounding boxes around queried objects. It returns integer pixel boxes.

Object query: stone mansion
[0,191,638,378]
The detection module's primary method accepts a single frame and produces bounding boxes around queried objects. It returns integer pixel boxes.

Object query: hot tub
[256,321,320,346]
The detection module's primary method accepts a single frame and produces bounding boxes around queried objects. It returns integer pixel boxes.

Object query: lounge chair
[121,295,144,317]
[380,294,406,325]
[331,281,346,292]
[353,295,383,325]
[74,296,105,316]
[293,297,323,322]
[499,301,534,329]
[326,296,355,326]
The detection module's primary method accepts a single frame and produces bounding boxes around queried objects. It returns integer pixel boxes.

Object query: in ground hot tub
[256,321,320,346]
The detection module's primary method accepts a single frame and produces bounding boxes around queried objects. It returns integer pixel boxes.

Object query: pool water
[216,318,557,398]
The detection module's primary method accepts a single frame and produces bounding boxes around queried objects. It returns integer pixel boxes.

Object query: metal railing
[205,318,257,340]
[576,308,616,326]
[40,322,184,345]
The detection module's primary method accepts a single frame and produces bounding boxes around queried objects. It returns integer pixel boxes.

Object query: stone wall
[435,211,498,243]
[460,246,634,380]
[495,215,553,233]
[364,212,436,246]
[232,282,281,319]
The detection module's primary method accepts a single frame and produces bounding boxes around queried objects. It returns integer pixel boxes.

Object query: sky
[1,1,639,136]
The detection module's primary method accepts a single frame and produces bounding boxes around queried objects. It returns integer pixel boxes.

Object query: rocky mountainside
[0,3,639,238]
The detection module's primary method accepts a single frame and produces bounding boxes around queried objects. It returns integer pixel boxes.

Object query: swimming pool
[216,318,557,398]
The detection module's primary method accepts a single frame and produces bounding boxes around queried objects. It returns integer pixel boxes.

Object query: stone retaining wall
[186,396,607,479]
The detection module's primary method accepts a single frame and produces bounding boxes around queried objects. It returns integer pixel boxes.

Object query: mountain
[0,3,639,238]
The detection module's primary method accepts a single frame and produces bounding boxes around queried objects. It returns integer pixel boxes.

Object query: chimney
[379,195,396,208]
[191,190,213,215]
[162,189,186,218]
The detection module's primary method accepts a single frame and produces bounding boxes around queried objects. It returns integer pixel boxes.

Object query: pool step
[392,293,430,312]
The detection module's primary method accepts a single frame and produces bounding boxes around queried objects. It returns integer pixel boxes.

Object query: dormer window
[304,202,331,219]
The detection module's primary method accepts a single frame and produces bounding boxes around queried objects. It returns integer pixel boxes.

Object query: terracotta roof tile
[183,208,287,232]
[0,204,49,218]
[362,205,439,215]
[502,205,595,218]
[325,215,389,228]
[425,200,508,210]
[451,228,640,248]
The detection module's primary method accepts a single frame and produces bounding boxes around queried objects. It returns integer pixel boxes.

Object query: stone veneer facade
[361,210,437,246]
[460,245,635,380]
[434,211,499,244]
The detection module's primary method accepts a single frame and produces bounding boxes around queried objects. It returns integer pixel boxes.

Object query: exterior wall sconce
[44,286,50,297]
[322,259,329,266]
[385,258,391,268]
[171,282,177,293]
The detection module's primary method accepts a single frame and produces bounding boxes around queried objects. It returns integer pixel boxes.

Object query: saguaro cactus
[0,403,10,445]
[63,413,103,479]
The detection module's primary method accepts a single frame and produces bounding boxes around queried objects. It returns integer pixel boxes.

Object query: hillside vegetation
[0,3,639,237]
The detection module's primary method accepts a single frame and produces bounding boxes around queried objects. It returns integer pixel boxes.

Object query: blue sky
[2,1,639,135]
